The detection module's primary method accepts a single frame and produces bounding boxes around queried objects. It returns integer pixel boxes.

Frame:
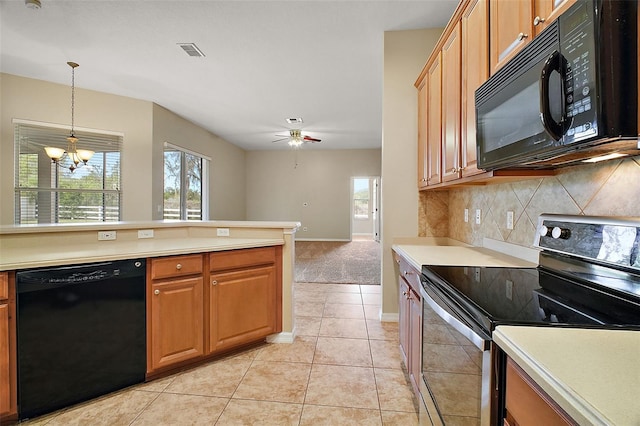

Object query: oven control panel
[535,214,640,270]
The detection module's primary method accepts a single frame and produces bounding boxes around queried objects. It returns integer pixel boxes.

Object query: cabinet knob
[533,16,545,26]
[211,280,218,286]
[154,289,160,295]
[517,32,528,41]
[176,263,182,270]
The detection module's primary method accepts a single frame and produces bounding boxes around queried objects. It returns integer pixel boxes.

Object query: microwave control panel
[559,1,597,144]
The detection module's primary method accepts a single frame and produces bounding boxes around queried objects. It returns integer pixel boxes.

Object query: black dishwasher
[16,259,146,420]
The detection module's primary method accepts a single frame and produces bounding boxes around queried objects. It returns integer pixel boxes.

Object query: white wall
[381,29,443,319]
[245,149,381,240]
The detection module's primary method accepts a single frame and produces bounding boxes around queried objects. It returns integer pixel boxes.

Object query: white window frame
[163,142,209,221]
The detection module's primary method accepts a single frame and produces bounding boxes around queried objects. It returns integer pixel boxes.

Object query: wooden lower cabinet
[147,247,282,375]
[505,358,576,426]
[0,271,17,422]
[149,275,204,371]
[209,265,276,353]
[394,252,422,397]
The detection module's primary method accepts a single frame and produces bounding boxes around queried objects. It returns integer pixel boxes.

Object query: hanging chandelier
[44,62,94,172]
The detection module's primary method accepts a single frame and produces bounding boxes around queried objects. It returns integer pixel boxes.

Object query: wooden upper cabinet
[490,0,533,74]
[441,22,462,183]
[417,78,428,189]
[426,53,443,186]
[533,0,577,35]
[461,0,488,178]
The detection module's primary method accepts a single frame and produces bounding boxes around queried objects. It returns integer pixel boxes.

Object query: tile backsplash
[419,156,640,249]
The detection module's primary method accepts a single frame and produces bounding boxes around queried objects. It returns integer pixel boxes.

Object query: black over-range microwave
[475,0,638,170]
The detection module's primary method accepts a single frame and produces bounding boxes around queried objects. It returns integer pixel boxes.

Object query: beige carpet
[294,240,381,285]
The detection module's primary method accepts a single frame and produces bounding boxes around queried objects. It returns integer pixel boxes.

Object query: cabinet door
[490,0,533,74]
[0,303,9,417]
[149,277,204,371]
[398,277,410,367]
[461,0,488,178]
[426,53,442,186]
[533,0,576,35]
[417,77,429,189]
[505,358,575,425]
[441,22,462,182]
[209,266,276,353]
[408,287,422,397]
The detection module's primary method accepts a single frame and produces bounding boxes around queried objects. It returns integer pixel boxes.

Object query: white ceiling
[0,0,456,151]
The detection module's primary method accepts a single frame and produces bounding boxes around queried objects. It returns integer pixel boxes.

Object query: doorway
[351,176,380,242]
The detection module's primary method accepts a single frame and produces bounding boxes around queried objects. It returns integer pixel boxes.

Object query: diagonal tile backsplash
[419,156,640,249]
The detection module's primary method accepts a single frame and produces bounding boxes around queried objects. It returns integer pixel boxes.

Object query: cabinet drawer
[506,358,574,425]
[210,246,276,272]
[150,254,203,280]
[0,272,7,301]
[396,254,422,293]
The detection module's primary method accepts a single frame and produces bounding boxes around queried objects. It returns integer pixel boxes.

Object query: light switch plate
[475,209,481,225]
[138,229,154,239]
[464,209,469,223]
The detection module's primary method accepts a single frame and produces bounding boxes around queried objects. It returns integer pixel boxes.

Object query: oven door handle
[420,283,491,351]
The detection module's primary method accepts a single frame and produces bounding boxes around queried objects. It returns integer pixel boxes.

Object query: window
[163,144,209,220]
[14,121,122,224]
[353,178,370,220]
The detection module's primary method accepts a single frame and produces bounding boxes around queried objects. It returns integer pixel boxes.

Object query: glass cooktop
[422,264,640,332]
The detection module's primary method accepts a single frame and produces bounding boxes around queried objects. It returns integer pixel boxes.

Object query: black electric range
[417,215,640,426]
[421,215,640,336]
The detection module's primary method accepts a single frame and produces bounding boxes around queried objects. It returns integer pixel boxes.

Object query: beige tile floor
[21,283,418,425]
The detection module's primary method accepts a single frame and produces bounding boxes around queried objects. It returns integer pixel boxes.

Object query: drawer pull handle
[517,32,528,41]
[154,289,160,295]
[176,263,182,270]
[212,280,218,286]
[533,16,545,26]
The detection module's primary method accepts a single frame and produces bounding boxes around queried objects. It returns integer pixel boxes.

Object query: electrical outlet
[137,229,154,239]
[506,211,514,230]
[505,279,513,300]
[216,228,230,237]
[98,231,116,241]
[475,209,481,225]
[474,268,481,282]
[464,209,469,223]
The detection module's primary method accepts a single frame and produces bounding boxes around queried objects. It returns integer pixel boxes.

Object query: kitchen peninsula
[0,220,299,422]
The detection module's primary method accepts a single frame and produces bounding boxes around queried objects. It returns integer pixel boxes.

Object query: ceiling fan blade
[303,136,322,142]
[272,137,289,143]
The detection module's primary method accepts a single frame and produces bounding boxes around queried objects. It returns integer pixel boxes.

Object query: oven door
[420,279,491,426]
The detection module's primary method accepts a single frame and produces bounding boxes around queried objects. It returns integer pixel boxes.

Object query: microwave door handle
[539,50,563,141]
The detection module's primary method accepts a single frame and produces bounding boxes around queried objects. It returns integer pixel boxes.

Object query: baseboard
[380,312,399,322]
[266,330,295,343]
[295,238,351,242]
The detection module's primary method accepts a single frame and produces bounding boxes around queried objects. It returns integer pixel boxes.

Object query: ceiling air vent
[178,43,205,57]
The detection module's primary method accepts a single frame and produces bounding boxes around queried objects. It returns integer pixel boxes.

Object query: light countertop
[494,326,640,426]
[0,220,300,271]
[0,237,284,271]
[392,237,538,270]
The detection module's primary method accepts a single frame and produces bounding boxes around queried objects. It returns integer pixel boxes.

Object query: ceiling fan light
[44,146,65,162]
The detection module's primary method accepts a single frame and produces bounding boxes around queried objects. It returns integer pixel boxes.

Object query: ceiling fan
[272,129,321,147]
